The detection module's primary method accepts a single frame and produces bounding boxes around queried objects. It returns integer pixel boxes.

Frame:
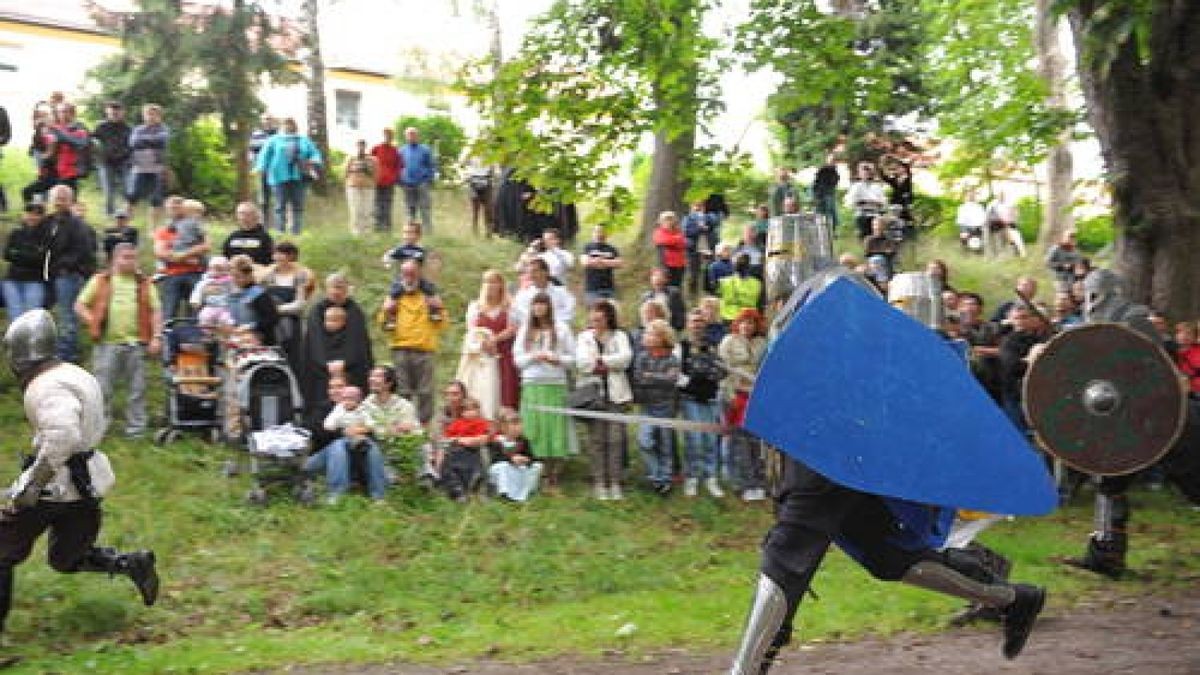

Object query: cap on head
[4,309,58,379]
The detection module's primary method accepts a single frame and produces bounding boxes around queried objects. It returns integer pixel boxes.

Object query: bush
[1074,212,1114,252]
[1015,196,1042,243]
[168,118,237,214]
[912,193,957,238]
[393,115,466,185]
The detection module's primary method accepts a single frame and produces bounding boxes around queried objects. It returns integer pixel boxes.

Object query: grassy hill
[0,171,1193,674]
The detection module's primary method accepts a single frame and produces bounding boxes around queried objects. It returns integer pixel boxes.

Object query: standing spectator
[74,243,162,438]
[632,319,680,495]
[580,225,622,306]
[651,210,687,289]
[677,309,727,497]
[100,209,138,263]
[343,139,376,235]
[639,267,687,332]
[92,102,131,218]
[153,196,209,320]
[706,242,735,294]
[22,103,90,203]
[222,201,274,268]
[227,255,278,346]
[750,205,771,250]
[466,270,520,410]
[575,301,634,500]
[881,157,914,222]
[44,185,97,363]
[370,128,402,232]
[538,228,575,284]
[261,241,311,365]
[997,305,1049,432]
[956,190,988,251]
[629,299,669,364]
[253,117,322,235]
[682,200,715,295]
[1045,230,1083,293]
[717,254,763,323]
[1174,322,1200,396]
[248,114,278,229]
[513,292,576,489]
[861,216,899,280]
[987,192,1026,257]
[514,258,576,325]
[991,276,1039,323]
[302,273,373,407]
[463,156,493,237]
[844,161,887,239]
[959,292,1003,402]
[3,203,49,319]
[127,104,170,227]
[386,260,447,424]
[734,225,765,280]
[769,167,797,217]
[399,127,436,234]
[811,154,840,230]
[719,309,768,501]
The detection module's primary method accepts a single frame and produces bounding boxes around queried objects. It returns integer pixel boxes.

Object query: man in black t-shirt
[580,225,622,306]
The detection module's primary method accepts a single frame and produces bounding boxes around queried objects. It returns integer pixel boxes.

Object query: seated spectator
[223,202,274,268]
[706,243,735,294]
[3,202,49,319]
[639,267,687,331]
[101,209,138,263]
[1175,322,1200,397]
[227,254,278,346]
[363,365,422,476]
[488,408,543,503]
[734,225,765,280]
[437,397,492,502]
[188,255,235,331]
[651,210,687,289]
[305,384,388,504]
[301,273,373,407]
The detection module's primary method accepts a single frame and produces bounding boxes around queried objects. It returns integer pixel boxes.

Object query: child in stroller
[155,318,223,445]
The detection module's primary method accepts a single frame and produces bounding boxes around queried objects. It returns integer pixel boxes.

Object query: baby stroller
[154,318,223,445]
[228,346,315,505]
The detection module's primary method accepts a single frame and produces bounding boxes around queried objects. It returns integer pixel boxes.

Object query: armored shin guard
[729,574,791,675]
[77,547,160,606]
[901,560,1016,608]
[1079,493,1128,577]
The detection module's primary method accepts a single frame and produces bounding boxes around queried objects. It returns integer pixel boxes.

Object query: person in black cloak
[300,272,374,408]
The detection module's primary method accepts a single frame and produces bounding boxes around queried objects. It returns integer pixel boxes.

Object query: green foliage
[461,0,720,218]
[168,119,237,214]
[1073,212,1114,253]
[911,193,958,237]
[686,147,770,213]
[394,115,467,184]
[1015,195,1043,243]
[1054,0,1156,76]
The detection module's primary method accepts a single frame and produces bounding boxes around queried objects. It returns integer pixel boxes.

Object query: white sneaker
[704,477,725,498]
[609,484,624,501]
[593,484,611,500]
[683,477,699,497]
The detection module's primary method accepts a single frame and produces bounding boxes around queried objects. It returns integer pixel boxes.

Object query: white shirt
[956,201,988,230]
[539,247,575,281]
[513,282,576,325]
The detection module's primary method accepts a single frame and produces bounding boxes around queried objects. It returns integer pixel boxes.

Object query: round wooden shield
[1023,323,1188,476]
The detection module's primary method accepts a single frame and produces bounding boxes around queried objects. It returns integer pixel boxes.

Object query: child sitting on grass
[487,407,542,502]
[437,397,492,502]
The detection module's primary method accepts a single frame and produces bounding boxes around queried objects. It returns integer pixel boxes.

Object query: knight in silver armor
[0,309,159,635]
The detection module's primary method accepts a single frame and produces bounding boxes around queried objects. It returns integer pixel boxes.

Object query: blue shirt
[399,143,436,186]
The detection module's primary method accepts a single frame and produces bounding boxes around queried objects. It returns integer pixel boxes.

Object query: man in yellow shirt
[386,260,446,423]
[74,243,163,437]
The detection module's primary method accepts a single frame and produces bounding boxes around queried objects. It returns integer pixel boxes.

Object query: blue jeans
[98,163,129,217]
[681,399,721,479]
[815,192,839,231]
[637,403,676,485]
[304,437,388,499]
[158,272,200,321]
[273,180,307,234]
[402,183,433,234]
[53,273,85,363]
[2,280,46,320]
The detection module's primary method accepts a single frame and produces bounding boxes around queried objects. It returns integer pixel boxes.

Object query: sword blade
[530,405,726,434]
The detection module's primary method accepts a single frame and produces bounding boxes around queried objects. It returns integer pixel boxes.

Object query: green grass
[0,181,1194,673]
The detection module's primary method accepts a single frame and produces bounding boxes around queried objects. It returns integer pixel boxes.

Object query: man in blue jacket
[399,127,436,235]
[253,118,322,235]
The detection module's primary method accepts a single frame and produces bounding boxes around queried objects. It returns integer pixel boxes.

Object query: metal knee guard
[730,574,790,675]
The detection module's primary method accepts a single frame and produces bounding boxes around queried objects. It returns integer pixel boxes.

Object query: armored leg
[74,547,160,607]
[0,566,11,634]
[729,574,790,675]
[1069,475,1133,578]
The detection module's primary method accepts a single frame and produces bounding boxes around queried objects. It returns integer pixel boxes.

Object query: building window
[335,90,361,131]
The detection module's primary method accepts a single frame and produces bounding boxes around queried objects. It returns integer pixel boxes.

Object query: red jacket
[370,142,402,187]
[49,123,90,180]
[1178,345,1200,394]
[653,225,687,269]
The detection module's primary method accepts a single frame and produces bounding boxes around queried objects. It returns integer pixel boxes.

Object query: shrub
[168,118,236,214]
[1074,212,1114,252]
[1015,196,1042,243]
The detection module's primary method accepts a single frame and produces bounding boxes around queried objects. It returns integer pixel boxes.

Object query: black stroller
[228,346,315,505]
[154,318,223,445]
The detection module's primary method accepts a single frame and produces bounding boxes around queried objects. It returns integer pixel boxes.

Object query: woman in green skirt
[514,292,576,488]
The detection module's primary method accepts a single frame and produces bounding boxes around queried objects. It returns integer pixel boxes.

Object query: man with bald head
[386,259,446,423]
[398,127,436,235]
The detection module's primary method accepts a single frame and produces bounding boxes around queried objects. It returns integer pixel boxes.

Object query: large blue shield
[746,277,1058,516]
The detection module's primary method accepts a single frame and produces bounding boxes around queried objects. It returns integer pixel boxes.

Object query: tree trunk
[303,0,331,190]
[1066,2,1200,320]
[1034,0,1073,247]
[640,128,694,240]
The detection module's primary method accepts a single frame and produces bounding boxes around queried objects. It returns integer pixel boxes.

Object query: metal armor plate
[1023,323,1187,475]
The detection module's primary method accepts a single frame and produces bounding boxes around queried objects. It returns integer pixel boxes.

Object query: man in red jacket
[370,128,403,232]
[651,210,688,289]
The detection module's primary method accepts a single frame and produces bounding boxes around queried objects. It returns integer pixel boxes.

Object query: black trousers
[0,500,100,572]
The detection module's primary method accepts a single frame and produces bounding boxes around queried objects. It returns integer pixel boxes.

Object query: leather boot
[78,547,160,607]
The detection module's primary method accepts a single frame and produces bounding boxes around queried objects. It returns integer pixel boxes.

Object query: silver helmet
[1082,268,1124,322]
[4,309,57,378]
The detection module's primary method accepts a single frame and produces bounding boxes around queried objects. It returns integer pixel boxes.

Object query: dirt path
[271,590,1200,674]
